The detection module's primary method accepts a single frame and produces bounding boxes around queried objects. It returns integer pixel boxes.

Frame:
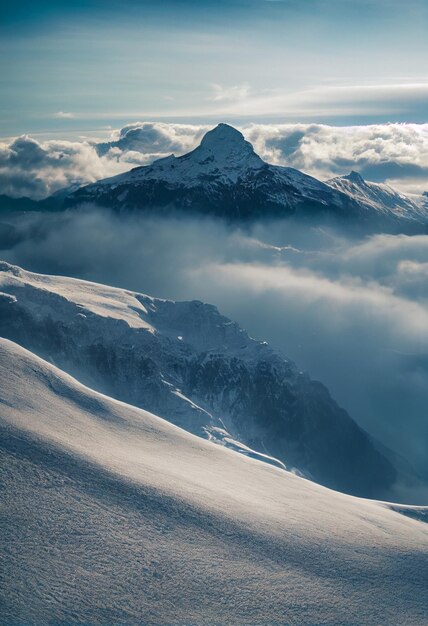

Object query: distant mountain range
[0,260,412,500]
[1,124,427,232]
[327,170,428,223]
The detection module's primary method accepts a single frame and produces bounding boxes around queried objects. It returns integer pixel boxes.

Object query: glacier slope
[1,337,427,626]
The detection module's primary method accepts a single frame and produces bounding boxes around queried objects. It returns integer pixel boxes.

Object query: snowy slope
[327,171,428,223]
[0,261,399,499]
[1,337,427,626]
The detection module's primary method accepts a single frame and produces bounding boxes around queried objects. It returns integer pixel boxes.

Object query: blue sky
[1,0,427,136]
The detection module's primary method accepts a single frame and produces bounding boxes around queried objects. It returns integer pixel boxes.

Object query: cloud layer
[0,135,123,199]
[1,121,428,199]
[246,122,428,195]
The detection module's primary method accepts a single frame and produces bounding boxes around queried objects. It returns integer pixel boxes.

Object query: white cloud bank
[0,135,123,199]
[1,121,428,199]
[246,122,428,195]
[0,123,207,199]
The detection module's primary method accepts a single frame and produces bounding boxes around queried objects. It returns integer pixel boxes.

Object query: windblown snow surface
[1,338,427,625]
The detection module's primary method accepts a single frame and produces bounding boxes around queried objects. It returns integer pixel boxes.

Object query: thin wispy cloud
[31,81,428,125]
[53,111,75,119]
[208,82,428,119]
[208,83,251,103]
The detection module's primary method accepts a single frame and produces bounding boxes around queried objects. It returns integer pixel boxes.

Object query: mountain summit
[197,123,261,160]
[187,123,264,177]
[344,170,365,184]
[133,123,265,185]
[199,122,251,150]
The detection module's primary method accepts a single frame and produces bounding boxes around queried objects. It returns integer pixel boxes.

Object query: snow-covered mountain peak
[77,124,266,191]
[343,170,365,184]
[66,124,351,215]
[92,124,266,189]
[141,123,264,182]
[199,123,255,155]
[178,122,264,178]
[327,171,428,223]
